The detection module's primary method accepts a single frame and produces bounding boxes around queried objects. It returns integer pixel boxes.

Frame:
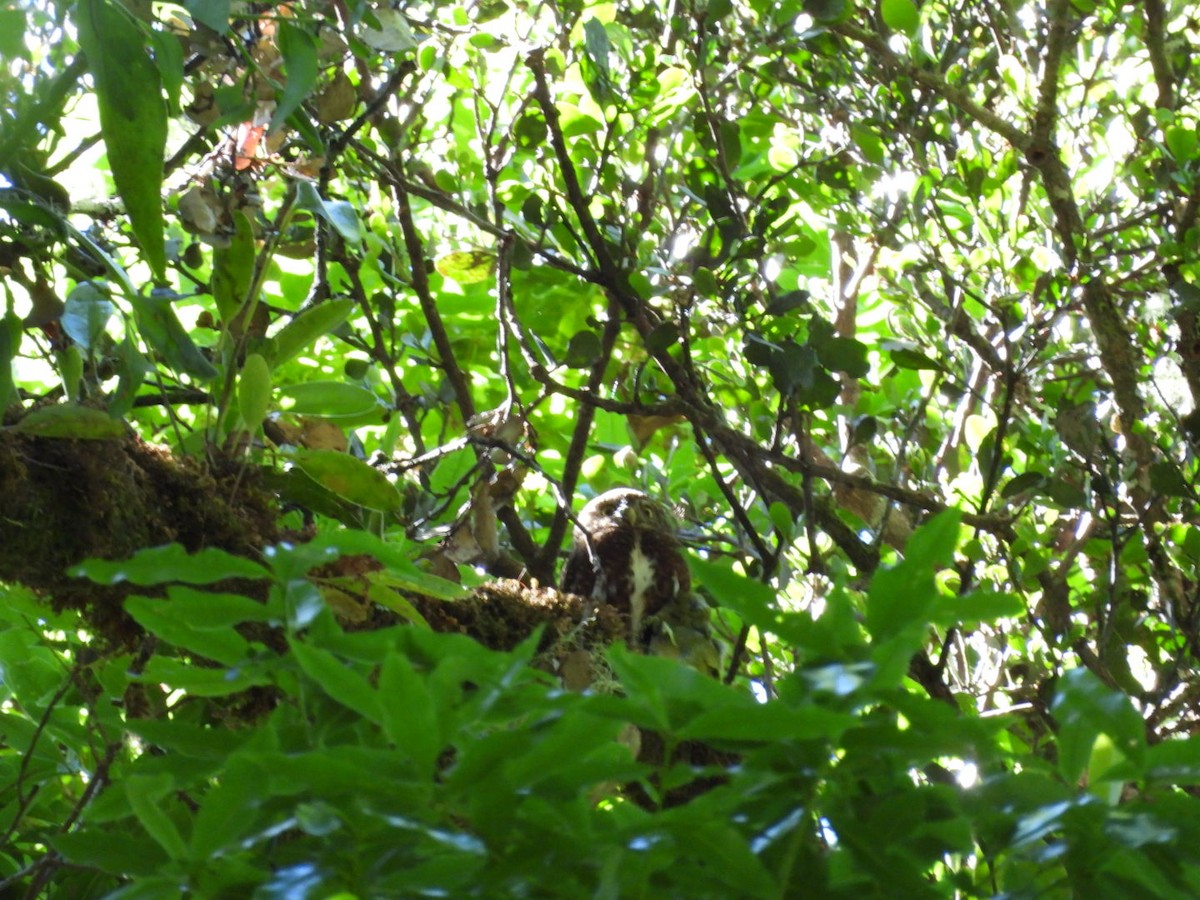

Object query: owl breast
[560,489,690,645]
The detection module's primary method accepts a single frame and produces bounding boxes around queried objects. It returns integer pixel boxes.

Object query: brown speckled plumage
[560,488,690,643]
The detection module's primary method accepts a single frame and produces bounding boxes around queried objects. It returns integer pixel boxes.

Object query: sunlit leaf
[290,448,403,512]
[72,544,270,585]
[61,281,114,350]
[10,404,125,439]
[75,0,167,280]
[435,250,496,285]
[881,0,920,34]
[272,21,319,132]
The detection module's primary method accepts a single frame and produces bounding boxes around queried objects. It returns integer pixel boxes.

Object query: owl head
[577,488,675,534]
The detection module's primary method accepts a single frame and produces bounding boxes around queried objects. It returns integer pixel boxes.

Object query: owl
[560,488,692,645]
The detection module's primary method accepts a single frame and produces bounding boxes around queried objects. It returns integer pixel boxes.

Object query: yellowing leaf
[435,251,496,285]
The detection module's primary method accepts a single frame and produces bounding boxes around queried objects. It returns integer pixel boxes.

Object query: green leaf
[61,281,114,350]
[129,290,218,380]
[125,594,253,665]
[124,716,255,758]
[270,298,355,367]
[139,655,273,696]
[1051,667,1147,784]
[689,556,807,643]
[812,332,870,377]
[211,211,256,321]
[71,543,270,585]
[290,636,382,722]
[303,529,468,601]
[75,0,167,280]
[148,26,184,115]
[278,380,383,419]
[930,589,1025,629]
[1165,125,1198,163]
[890,347,945,371]
[564,329,602,367]
[581,17,615,103]
[763,289,811,316]
[108,332,152,418]
[379,651,440,775]
[434,251,496,285]
[0,310,21,412]
[290,448,403,512]
[881,0,920,34]
[1149,461,1191,498]
[237,352,272,430]
[183,0,230,33]
[271,20,319,133]
[295,180,363,244]
[1001,471,1046,498]
[866,509,962,643]
[680,691,855,743]
[126,774,189,860]
[9,404,125,439]
[50,829,168,876]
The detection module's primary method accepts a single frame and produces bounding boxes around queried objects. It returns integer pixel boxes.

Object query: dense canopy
[3,0,1200,896]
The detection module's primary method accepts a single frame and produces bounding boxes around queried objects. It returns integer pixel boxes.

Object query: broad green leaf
[148,26,184,115]
[813,333,870,377]
[680,690,856,743]
[129,291,218,380]
[1051,667,1146,784]
[931,589,1024,628]
[183,0,230,33]
[61,281,114,350]
[434,250,496,285]
[290,448,403,512]
[237,352,272,430]
[75,0,168,280]
[1149,461,1191,498]
[1001,471,1046,497]
[108,332,152,418]
[290,637,382,722]
[279,380,382,419]
[190,767,256,858]
[881,0,920,34]
[563,329,602,367]
[271,20,319,133]
[124,717,255,757]
[866,510,961,642]
[270,297,355,367]
[138,655,273,696]
[306,529,467,600]
[125,594,253,665]
[71,543,269,585]
[0,310,21,411]
[10,404,125,439]
[360,6,417,51]
[890,347,945,371]
[379,651,440,775]
[50,829,168,877]
[295,180,363,244]
[126,774,189,861]
[211,211,256,321]
[688,556,806,642]
[366,580,432,624]
[1165,125,1198,163]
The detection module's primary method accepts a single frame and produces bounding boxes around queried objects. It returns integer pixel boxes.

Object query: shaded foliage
[3,0,1200,895]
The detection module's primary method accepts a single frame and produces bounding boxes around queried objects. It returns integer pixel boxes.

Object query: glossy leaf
[290,448,403,512]
[10,404,125,439]
[71,544,270,585]
[75,0,167,279]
